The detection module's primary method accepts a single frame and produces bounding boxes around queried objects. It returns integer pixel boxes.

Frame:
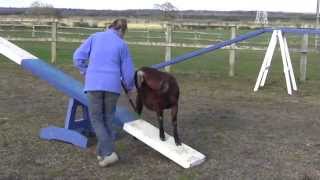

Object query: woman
[73,19,135,167]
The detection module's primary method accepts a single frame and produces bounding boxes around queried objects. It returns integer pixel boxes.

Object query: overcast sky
[0,0,317,13]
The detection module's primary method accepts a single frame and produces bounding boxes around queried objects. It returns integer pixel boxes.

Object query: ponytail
[108,19,128,35]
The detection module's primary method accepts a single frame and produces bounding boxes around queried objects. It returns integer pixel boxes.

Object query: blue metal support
[39,97,138,148]
[64,98,92,134]
[40,98,92,148]
[40,126,89,148]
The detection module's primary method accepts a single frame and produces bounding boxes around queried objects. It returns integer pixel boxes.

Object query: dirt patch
[1,63,320,180]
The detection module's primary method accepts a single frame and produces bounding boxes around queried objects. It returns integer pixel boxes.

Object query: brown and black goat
[134,66,181,146]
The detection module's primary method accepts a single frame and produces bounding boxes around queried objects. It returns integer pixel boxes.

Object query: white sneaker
[98,152,119,167]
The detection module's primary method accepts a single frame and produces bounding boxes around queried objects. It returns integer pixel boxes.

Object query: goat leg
[135,94,143,115]
[171,105,181,146]
[130,94,144,141]
[157,111,165,141]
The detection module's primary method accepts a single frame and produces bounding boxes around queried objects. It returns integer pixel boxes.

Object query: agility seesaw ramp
[0,37,205,168]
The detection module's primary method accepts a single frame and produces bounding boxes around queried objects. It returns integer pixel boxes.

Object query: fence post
[32,25,35,37]
[193,31,198,43]
[300,25,308,82]
[147,26,150,43]
[165,23,172,72]
[229,26,236,77]
[51,20,57,64]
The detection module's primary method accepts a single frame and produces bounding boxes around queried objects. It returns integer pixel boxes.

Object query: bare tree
[154,1,178,20]
[26,1,60,18]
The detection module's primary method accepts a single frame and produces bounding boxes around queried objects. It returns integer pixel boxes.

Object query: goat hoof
[174,139,182,146]
[160,136,166,141]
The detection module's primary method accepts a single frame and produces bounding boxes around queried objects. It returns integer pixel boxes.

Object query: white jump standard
[254,30,297,95]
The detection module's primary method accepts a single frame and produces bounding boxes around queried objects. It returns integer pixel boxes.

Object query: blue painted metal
[280,28,320,35]
[263,28,274,33]
[64,98,92,134]
[39,97,137,148]
[39,98,92,148]
[21,59,88,105]
[151,27,320,70]
[39,126,88,148]
[151,28,268,69]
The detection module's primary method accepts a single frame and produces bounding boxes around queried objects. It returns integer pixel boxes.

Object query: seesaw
[0,37,205,168]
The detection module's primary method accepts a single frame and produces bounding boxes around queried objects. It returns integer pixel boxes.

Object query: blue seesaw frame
[40,98,92,148]
[39,98,136,148]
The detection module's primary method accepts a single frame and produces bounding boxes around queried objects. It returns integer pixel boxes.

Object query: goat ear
[136,70,144,88]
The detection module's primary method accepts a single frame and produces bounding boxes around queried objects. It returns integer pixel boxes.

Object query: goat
[134,66,181,146]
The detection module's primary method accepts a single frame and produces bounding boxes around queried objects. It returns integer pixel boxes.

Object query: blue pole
[280,28,320,35]
[152,28,268,69]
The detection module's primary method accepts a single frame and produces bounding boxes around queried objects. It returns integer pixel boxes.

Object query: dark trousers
[87,91,119,157]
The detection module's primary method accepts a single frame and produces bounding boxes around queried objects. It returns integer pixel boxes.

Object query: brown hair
[108,19,128,36]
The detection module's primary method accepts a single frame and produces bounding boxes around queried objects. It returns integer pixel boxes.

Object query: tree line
[0,4,316,23]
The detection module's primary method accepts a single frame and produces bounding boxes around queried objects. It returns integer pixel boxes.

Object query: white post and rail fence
[0,21,315,81]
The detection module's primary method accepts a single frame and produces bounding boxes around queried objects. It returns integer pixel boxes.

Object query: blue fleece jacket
[73,29,135,94]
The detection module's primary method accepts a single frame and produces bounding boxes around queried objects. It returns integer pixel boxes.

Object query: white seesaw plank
[123,119,206,168]
[0,37,37,64]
